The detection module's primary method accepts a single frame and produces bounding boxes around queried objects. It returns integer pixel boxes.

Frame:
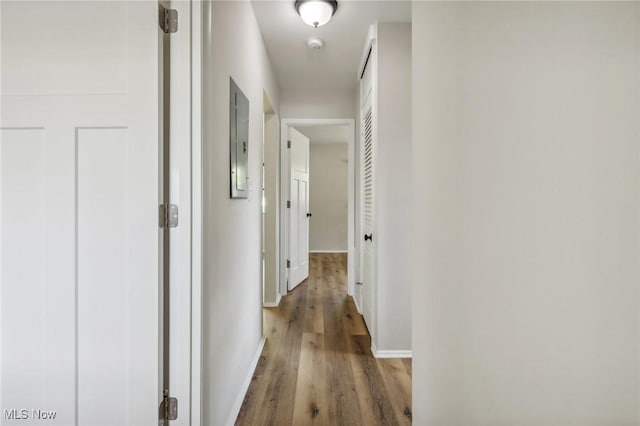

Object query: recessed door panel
[77,129,129,425]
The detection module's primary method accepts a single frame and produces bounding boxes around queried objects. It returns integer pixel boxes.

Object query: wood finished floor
[235,253,412,426]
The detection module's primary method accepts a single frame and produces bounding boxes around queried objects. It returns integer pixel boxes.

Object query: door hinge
[287,140,291,149]
[159,204,179,228]
[286,200,291,208]
[286,259,291,268]
[159,390,178,423]
[159,4,178,34]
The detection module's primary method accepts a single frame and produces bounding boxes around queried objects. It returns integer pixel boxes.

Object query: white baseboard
[352,294,362,314]
[225,336,266,426]
[263,292,281,308]
[371,341,412,359]
[309,250,348,253]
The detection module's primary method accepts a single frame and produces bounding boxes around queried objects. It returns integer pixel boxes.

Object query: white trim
[371,341,412,359]
[262,104,280,308]
[309,250,348,253]
[263,292,282,308]
[169,1,202,424]
[357,25,377,79]
[225,336,266,426]
[279,122,289,297]
[280,118,357,299]
[352,294,362,314]
[189,0,203,424]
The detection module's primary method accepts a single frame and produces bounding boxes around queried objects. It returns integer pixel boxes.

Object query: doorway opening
[297,125,350,254]
[279,119,357,300]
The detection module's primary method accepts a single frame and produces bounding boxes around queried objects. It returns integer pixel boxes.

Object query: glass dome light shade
[295,1,337,28]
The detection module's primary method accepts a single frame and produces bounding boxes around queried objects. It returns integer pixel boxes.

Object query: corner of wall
[201,2,280,425]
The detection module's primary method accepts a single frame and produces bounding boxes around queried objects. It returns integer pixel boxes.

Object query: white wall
[309,143,349,252]
[202,2,279,424]
[412,3,639,424]
[280,88,356,119]
[369,23,413,353]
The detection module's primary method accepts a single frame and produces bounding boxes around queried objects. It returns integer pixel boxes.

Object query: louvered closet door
[360,50,375,334]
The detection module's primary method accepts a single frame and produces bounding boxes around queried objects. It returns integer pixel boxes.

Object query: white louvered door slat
[359,47,375,335]
[361,102,375,332]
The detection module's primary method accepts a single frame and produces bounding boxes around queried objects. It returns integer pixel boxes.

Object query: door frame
[279,118,356,298]
[190,2,203,423]
[167,0,203,424]
[262,94,280,307]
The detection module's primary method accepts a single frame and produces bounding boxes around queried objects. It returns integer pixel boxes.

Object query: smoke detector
[307,37,324,50]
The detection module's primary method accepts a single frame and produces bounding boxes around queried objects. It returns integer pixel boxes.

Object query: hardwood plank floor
[235,253,412,426]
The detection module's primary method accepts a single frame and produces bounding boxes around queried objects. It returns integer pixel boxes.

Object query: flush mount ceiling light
[295,0,338,28]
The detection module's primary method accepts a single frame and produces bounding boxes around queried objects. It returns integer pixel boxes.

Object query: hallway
[235,253,412,426]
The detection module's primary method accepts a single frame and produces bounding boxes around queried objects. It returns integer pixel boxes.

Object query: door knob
[306,213,312,217]
[364,234,373,242]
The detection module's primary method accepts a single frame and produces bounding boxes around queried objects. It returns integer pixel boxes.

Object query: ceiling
[295,125,351,144]
[251,1,411,94]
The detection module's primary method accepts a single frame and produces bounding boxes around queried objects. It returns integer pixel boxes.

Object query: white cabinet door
[288,128,310,290]
[1,2,162,425]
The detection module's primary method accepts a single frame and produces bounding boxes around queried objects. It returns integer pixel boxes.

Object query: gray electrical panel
[230,78,249,199]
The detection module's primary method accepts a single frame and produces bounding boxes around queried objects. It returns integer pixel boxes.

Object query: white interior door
[1,2,162,425]
[288,128,310,290]
[359,51,375,334]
